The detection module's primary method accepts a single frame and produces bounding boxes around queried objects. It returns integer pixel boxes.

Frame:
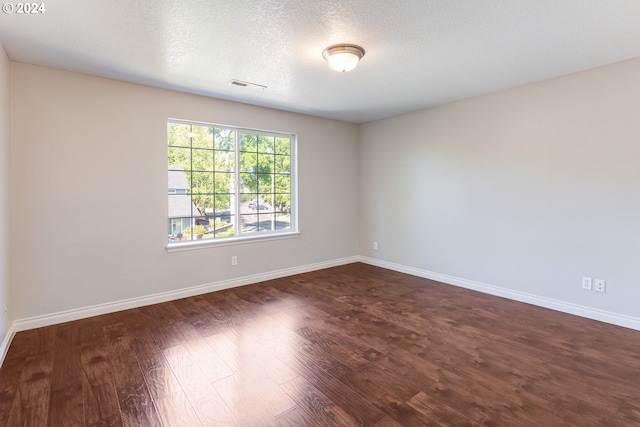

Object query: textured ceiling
[1,0,640,123]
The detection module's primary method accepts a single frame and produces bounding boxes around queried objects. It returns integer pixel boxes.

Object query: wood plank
[406,390,476,426]
[48,322,84,426]
[129,322,182,401]
[80,342,123,426]
[372,414,406,427]
[154,391,203,427]
[279,375,362,426]
[263,337,387,426]
[0,353,24,424]
[202,325,297,385]
[6,353,54,426]
[616,401,640,424]
[173,321,234,383]
[103,323,161,427]
[213,372,297,421]
[162,344,237,426]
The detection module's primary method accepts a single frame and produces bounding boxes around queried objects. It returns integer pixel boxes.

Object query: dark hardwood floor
[1,262,639,426]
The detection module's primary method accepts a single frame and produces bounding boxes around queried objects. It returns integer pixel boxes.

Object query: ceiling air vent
[228,79,267,91]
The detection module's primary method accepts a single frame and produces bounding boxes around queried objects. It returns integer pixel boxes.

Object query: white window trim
[166,118,299,251]
[166,230,301,252]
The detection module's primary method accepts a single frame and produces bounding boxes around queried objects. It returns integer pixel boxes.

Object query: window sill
[166,231,300,252]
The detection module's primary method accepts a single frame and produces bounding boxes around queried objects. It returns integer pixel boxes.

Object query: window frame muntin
[167,118,299,250]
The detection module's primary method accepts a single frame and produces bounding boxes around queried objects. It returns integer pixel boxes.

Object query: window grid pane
[168,121,294,243]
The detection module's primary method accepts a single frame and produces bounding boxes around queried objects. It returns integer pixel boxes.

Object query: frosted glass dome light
[322,44,365,72]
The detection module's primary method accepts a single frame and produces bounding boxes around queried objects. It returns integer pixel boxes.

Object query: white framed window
[167,119,297,248]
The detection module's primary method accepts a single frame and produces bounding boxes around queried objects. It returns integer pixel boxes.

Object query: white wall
[0,44,11,347]
[11,62,359,321]
[360,57,640,322]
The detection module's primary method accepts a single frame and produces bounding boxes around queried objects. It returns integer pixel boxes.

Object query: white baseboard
[12,256,359,333]
[0,323,16,366]
[359,256,640,332]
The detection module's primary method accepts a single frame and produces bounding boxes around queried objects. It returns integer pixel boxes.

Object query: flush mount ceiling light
[322,44,365,72]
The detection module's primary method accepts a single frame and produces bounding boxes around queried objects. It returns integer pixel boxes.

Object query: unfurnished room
[0,1,639,426]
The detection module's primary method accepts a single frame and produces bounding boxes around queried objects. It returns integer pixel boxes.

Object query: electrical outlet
[373,242,378,250]
[581,277,593,290]
[594,279,606,293]
[231,256,238,266]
